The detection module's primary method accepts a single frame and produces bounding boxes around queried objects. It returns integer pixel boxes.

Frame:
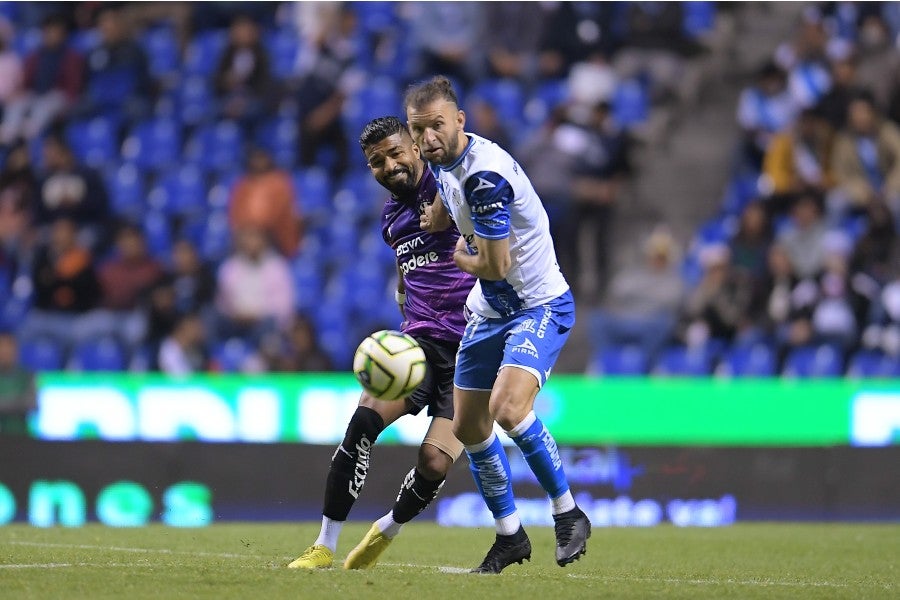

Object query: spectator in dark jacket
[213,14,273,130]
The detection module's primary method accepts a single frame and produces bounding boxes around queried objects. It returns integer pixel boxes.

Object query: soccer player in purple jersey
[289,117,474,570]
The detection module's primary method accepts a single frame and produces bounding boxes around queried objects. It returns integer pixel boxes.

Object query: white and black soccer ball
[353,330,426,401]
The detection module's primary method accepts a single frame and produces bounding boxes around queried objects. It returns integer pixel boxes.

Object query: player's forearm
[453,250,510,281]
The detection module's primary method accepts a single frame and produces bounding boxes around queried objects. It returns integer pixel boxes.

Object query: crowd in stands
[0,1,725,381]
[589,2,900,378]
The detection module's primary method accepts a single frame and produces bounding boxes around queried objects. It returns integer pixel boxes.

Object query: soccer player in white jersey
[406,76,591,574]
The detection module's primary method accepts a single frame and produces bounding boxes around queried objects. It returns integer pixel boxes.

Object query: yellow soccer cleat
[287,544,334,569]
[343,523,393,570]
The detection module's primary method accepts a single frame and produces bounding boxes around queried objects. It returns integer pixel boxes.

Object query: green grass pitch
[1,523,897,599]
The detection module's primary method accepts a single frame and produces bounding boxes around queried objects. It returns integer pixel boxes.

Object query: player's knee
[452,418,485,446]
[490,392,530,432]
[417,444,451,480]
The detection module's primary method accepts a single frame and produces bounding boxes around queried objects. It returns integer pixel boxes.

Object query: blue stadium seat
[314,303,353,369]
[255,117,298,169]
[212,338,255,373]
[185,120,244,173]
[782,345,844,378]
[74,338,127,372]
[19,338,65,372]
[12,27,41,57]
[613,79,650,128]
[105,163,146,219]
[149,164,209,217]
[291,257,324,313]
[524,79,569,127]
[683,1,717,38]
[695,215,738,245]
[590,345,649,376]
[67,117,118,168]
[143,210,174,258]
[717,343,776,377]
[199,210,232,262]
[177,75,214,126]
[71,29,100,54]
[342,77,401,135]
[121,118,183,172]
[470,78,526,128]
[293,167,333,224]
[352,1,400,34]
[654,345,715,376]
[142,26,181,79]
[335,169,383,220]
[847,350,900,378]
[265,27,299,79]
[183,29,226,76]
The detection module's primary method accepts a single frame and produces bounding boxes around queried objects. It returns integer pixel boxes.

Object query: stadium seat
[19,338,65,372]
[142,26,181,79]
[524,79,569,127]
[121,118,183,172]
[847,350,900,378]
[335,169,383,220]
[682,1,717,38]
[255,117,298,169]
[314,303,353,369]
[143,210,174,258]
[12,27,41,57]
[177,75,214,126]
[265,27,300,79]
[613,78,650,128]
[150,164,209,217]
[352,1,400,34]
[654,345,715,376]
[717,343,777,377]
[67,117,119,168]
[590,345,649,376]
[183,29,226,76]
[185,120,244,174]
[342,77,401,135]
[695,215,738,245]
[293,167,333,225]
[73,338,127,372]
[291,257,324,313]
[105,163,146,219]
[199,210,232,262]
[470,78,526,128]
[212,338,255,373]
[782,345,844,378]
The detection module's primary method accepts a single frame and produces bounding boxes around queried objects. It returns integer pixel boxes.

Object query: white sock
[314,515,343,551]
[551,490,576,515]
[506,411,537,438]
[464,431,497,454]
[495,512,521,536]
[375,510,403,538]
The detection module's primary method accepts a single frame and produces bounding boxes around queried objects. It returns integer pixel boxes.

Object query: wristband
[395,290,406,305]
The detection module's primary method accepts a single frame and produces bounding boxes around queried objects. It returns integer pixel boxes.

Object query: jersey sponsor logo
[348,435,372,499]
[472,177,496,193]
[511,319,536,335]
[511,338,539,359]
[537,305,552,339]
[472,201,504,215]
[399,251,440,275]
[395,236,424,256]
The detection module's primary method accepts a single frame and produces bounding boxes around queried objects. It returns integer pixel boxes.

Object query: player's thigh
[454,314,506,391]
[452,386,494,445]
[359,392,414,427]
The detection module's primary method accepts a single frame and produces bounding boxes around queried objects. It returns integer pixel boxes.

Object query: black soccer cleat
[553,506,591,567]
[470,526,532,574]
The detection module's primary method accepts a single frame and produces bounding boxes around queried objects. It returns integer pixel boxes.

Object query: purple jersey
[381,167,474,343]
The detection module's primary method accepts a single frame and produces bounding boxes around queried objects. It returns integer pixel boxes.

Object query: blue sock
[465,433,517,519]
[508,412,569,499]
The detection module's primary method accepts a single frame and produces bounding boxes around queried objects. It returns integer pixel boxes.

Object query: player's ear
[411,142,421,159]
[457,109,466,130]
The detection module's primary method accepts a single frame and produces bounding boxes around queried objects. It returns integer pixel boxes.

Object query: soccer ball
[353,330,427,401]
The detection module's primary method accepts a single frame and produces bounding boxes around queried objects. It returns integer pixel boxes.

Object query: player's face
[406,100,465,167]
[364,133,422,196]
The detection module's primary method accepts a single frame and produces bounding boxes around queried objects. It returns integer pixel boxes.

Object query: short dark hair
[403,75,459,111]
[358,116,409,150]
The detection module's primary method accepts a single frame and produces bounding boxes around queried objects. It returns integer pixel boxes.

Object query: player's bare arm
[453,234,511,281]
[420,192,452,233]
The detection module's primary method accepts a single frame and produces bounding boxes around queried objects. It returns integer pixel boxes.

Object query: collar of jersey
[440,134,474,171]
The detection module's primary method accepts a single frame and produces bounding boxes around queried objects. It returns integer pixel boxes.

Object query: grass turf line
[1,523,897,600]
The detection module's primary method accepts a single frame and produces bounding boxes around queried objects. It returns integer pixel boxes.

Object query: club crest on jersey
[472,177,496,193]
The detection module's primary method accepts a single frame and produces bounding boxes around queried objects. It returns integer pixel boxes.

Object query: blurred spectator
[0,331,35,435]
[407,2,484,89]
[290,2,357,180]
[483,2,544,81]
[36,133,110,249]
[816,54,866,131]
[18,218,100,351]
[269,313,333,372]
[776,193,828,279]
[812,252,857,350]
[517,107,580,282]
[849,201,900,325]
[567,54,618,121]
[613,2,701,105]
[228,147,303,257]
[853,13,900,111]
[75,5,152,122]
[169,238,216,314]
[466,97,512,152]
[588,227,684,362]
[761,106,834,214]
[157,312,208,376]
[0,142,38,273]
[213,14,273,130]
[729,201,774,322]
[145,277,179,359]
[680,244,752,346]
[863,274,900,357]
[213,226,294,348]
[85,223,164,352]
[831,92,900,215]
[537,2,619,80]
[0,14,83,145]
[0,24,24,136]
[570,101,632,298]
[737,61,797,171]
[764,243,816,354]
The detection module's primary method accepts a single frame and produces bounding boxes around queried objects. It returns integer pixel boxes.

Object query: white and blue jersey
[432,133,569,319]
[433,133,574,389]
